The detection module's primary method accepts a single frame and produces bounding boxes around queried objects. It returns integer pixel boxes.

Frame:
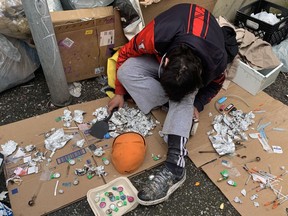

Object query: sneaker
[137,166,186,206]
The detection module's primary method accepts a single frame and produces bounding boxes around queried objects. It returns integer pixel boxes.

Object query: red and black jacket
[115,4,227,112]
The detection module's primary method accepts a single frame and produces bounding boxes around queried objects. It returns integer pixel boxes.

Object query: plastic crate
[234,0,288,45]
[232,60,283,95]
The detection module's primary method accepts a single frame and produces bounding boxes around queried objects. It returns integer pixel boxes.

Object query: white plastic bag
[114,0,145,40]
[272,38,288,72]
[0,34,40,93]
[0,0,31,39]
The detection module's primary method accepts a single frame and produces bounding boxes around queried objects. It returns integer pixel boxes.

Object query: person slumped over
[108,3,236,205]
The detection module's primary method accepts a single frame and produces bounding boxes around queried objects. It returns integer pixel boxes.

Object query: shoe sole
[137,171,186,206]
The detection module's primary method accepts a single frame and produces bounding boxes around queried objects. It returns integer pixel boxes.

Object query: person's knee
[117,58,136,84]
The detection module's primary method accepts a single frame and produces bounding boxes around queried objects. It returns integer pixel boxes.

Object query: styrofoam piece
[232,60,283,95]
[87,177,138,216]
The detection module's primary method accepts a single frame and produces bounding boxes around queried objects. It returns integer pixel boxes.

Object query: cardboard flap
[51,6,114,25]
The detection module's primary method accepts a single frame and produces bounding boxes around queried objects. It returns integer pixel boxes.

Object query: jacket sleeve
[115,21,156,95]
[194,73,225,112]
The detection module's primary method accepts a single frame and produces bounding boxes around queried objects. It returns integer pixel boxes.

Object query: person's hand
[193,107,199,120]
[108,94,124,113]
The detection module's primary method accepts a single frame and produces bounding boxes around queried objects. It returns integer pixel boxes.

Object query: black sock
[165,161,184,177]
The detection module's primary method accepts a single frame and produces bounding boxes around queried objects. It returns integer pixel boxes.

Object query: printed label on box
[59,37,74,48]
[85,30,93,35]
[100,30,114,47]
[95,67,105,74]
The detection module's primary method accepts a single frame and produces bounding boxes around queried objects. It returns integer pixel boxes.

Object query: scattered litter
[73,179,79,185]
[27,166,38,175]
[0,191,8,201]
[12,147,26,159]
[221,159,233,168]
[68,82,82,97]
[102,157,110,165]
[234,196,243,204]
[253,110,266,114]
[76,139,85,148]
[11,188,18,195]
[1,140,18,157]
[250,194,258,201]
[218,170,229,182]
[58,189,64,194]
[253,201,260,207]
[14,167,27,176]
[68,159,76,165]
[272,127,286,132]
[73,110,85,124]
[208,110,255,155]
[62,109,73,127]
[54,180,59,196]
[94,147,105,157]
[280,166,285,170]
[62,182,72,187]
[0,202,13,216]
[25,144,36,152]
[152,153,161,161]
[241,189,247,196]
[44,128,73,157]
[92,105,156,137]
[227,179,237,187]
[228,167,241,178]
[272,145,283,154]
[51,172,61,179]
[195,182,200,186]
[6,176,23,186]
[56,149,86,165]
[220,203,224,210]
[248,133,258,139]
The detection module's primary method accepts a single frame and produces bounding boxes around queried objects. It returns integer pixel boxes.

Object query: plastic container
[87,177,138,216]
[234,0,288,45]
[232,60,283,95]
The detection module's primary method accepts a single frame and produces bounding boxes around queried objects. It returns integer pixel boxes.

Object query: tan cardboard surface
[3,98,166,216]
[198,84,288,216]
[50,7,114,25]
[53,16,115,83]
[152,82,288,215]
[68,98,167,184]
[51,7,127,83]
[1,108,105,216]
[3,83,288,215]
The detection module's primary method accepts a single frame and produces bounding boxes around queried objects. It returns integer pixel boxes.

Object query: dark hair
[160,44,203,102]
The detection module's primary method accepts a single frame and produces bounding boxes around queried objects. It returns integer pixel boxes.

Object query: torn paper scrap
[1,140,18,157]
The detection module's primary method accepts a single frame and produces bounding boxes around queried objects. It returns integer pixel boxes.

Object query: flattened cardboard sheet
[2,98,167,215]
[68,98,167,184]
[152,82,288,215]
[1,108,106,216]
[3,83,288,216]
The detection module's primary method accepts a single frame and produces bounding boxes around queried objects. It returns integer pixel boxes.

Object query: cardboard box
[232,60,283,95]
[50,7,127,83]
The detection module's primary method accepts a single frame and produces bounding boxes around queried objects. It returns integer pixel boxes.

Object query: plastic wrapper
[47,0,63,12]
[0,34,40,93]
[114,0,145,40]
[272,38,288,72]
[0,0,31,39]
